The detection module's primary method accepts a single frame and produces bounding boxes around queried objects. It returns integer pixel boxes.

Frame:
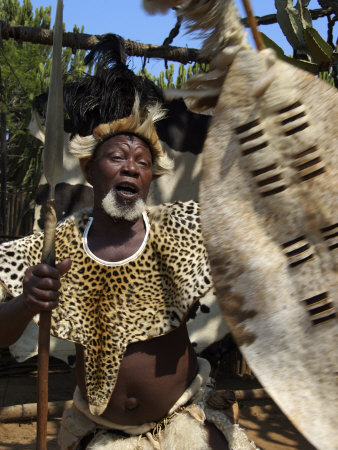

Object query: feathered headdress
[64,34,173,179]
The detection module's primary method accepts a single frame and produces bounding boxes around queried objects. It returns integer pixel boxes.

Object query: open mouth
[116,183,139,197]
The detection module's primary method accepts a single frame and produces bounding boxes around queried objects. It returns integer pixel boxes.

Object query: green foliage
[273,0,337,87]
[319,70,336,86]
[0,0,87,199]
[137,62,209,89]
[275,0,313,57]
[262,29,337,86]
[261,31,319,74]
[0,0,51,198]
[303,26,333,68]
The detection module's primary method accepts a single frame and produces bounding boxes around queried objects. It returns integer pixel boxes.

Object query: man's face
[87,134,153,218]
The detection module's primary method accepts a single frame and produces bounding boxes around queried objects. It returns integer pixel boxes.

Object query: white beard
[101,189,146,221]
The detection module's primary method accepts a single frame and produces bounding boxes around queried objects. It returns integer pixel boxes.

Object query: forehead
[96,134,152,157]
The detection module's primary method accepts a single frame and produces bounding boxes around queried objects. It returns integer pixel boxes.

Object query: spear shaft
[36,1,64,448]
[241,0,265,50]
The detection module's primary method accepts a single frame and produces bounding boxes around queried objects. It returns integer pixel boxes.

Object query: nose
[121,157,139,177]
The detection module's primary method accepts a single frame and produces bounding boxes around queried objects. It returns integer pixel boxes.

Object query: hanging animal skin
[199,47,338,450]
[142,1,338,449]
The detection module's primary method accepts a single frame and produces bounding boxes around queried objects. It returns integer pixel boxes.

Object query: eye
[108,153,124,162]
[138,160,150,167]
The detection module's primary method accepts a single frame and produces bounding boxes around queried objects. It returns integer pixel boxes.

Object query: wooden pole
[36,0,64,447]
[242,0,265,51]
[36,199,57,450]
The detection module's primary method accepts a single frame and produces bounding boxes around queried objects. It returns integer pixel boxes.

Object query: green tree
[137,62,209,89]
[0,0,87,235]
[262,0,337,87]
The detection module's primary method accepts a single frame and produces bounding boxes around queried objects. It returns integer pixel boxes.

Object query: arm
[0,259,71,347]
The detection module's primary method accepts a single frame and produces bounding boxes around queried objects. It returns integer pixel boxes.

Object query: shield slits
[320,223,338,251]
[281,236,314,268]
[302,291,336,326]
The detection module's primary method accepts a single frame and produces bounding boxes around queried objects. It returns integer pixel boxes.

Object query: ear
[82,159,94,186]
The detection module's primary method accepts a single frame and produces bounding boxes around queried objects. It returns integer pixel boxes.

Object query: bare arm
[0,259,71,347]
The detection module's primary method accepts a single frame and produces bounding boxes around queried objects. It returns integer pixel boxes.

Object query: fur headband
[69,96,173,181]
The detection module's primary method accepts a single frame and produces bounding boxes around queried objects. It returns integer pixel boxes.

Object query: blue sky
[27,0,335,76]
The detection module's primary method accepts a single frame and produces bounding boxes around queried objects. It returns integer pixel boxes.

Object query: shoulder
[0,208,92,295]
[55,208,92,236]
[146,200,206,253]
[0,232,43,298]
[147,200,200,226]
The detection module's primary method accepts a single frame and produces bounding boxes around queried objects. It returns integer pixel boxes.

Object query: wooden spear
[36,1,64,449]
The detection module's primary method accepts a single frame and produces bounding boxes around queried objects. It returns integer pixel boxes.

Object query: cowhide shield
[199,48,338,450]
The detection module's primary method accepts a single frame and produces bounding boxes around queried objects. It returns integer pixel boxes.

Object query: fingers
[26,258,72,279]
[23,294,60,314]
[30,263,63,280]
[22,259,71,314]
[56,258,72,276]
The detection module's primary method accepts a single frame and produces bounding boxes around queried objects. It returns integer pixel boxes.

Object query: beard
[101,189,146,222]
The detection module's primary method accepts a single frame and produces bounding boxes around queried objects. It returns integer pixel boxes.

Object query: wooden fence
[0,190,34,243]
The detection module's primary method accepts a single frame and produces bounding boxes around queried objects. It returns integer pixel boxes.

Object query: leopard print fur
[0,201,213,414]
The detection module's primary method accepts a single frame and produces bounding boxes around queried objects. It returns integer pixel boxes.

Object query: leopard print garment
[0,201,213,414]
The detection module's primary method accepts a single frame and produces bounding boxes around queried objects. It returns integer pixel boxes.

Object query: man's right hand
[22,258,72,314]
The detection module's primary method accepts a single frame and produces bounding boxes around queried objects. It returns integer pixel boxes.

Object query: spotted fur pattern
[0,201,213,414]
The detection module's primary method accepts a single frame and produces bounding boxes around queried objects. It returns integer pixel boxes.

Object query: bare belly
[76,324,198,425]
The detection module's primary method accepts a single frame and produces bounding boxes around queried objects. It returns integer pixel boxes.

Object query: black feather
[84,34,127,67]
[33,34,164,137]
[63,34,164,137]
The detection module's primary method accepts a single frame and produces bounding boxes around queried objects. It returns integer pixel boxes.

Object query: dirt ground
[0,348,316,450]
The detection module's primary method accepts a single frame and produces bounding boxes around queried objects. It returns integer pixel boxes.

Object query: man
[0,37,257,449]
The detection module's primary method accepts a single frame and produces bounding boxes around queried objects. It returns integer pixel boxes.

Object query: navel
[125,396,139,410]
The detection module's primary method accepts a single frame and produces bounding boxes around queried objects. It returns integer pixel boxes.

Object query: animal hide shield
[199,48,338,450]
